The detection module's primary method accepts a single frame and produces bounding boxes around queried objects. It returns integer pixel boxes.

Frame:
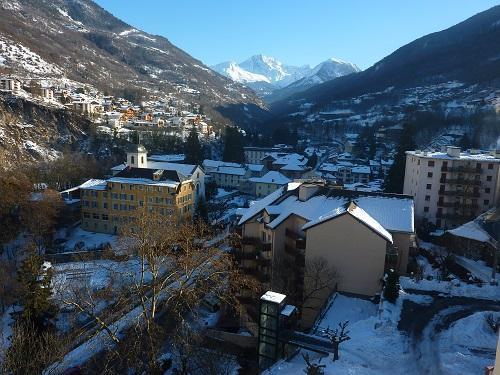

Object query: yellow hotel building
[79,165,194,234]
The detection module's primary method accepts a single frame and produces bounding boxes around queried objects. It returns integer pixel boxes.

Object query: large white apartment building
[403,146,500,229]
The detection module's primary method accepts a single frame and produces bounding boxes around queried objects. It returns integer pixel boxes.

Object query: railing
[233,249,259,260]
[438,202,479,210]
[441,166,482,173]
[439,178,481,186]
[242,237,260,245]
[438,190,480,198]
[285,228,304,241]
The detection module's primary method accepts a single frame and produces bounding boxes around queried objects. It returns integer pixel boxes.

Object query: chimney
[298,183,320,202]
[446,146,461,158]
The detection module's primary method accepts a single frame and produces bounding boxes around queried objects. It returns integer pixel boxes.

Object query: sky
[94,0,499,70]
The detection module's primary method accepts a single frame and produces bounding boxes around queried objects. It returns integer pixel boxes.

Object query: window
[426,184,432,190]
[112,193,118,199]
[425,195,430,201]
[113,203,118,210]
[485,188,491,194]
[488,163,493,170]
[484,200,490,205]
[129,205,135,210]
[487,175,492,182]
[424,207,429,213]
[120,194,127,200]
[428,161,435,167]
[91,201,98,208]
[139,200,144,206]
[141,156,144,164]
[103,202,108,209]
[427,172,433,178]
[121,184,125,190]
[92,213,99,219]
[102,214,109,221]
[83,212,90,218]
[129,195,134,201]
[131,155,135,165]
[103,192,108,198]
[120,204,127,210]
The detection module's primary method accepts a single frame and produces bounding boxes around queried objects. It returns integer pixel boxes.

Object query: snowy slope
[212,61,270,83]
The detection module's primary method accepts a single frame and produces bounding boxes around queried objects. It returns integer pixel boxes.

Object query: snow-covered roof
[249,171,291,185]
[448,221,493,244]
[246,163,265,172]
[280,163,307,171]
[214,166,247,176]
[352,166,371,174]
[78,179,107,191]
[406,150,500,162]
[108,177,179,188]
[261,291,286,304]
[269,153,308,167]
[303,202,393,243]
[447,208,498,247]
[111,163,127,171]
[238,183,414,234]
[147,161,197,176]
[203,159,241,170]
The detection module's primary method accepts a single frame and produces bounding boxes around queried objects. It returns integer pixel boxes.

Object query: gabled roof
[447,207,499,247]
[114,166,185,183]
[303,201,393,243]
[74,179,107,191]
[249,171,291,185]
[238,183,414,234]
[147,161,198,176]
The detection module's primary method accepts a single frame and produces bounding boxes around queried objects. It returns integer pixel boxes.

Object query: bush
[383,269,400,303]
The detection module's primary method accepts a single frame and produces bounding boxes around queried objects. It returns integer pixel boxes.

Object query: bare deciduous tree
[323,320,350,361]
[56,208,256,373]
[1,320,69,375]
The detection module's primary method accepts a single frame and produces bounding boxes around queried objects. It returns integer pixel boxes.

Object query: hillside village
[0,2,499,375]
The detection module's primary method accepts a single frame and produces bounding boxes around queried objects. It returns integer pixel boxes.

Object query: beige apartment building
[237,181,415,329]
[403,146,500,229]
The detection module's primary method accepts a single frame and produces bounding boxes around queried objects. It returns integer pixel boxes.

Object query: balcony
[441,166,482,174]
[233,249,259,260]
[438,202,479,210]
[285,228,304,241]
[261,242,272,252]
[438,190,480,198]
[439,178,481,186]
[242,237,260,246]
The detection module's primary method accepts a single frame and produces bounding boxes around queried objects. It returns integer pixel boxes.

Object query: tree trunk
[333,343,339,361]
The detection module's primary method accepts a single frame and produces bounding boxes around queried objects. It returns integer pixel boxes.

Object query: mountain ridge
[211,54,359,99]
[0,0,269,128]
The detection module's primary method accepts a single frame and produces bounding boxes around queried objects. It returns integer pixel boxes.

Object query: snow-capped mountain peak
[211,54,359,99]
[211,61,271,84]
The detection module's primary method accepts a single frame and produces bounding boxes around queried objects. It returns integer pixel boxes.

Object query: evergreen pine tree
[184,126,203,165]
[194,197,208,223]
[307,152,318,168]
[383,269,400,303]
[384,123,416,193]
[222,127,245,163]
[18,248,56,329]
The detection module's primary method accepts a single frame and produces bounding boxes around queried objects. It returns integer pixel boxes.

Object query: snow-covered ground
[267,262,499,375]
[266,293,415,375]
[438,311,499,375]
[57,227,118,251]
